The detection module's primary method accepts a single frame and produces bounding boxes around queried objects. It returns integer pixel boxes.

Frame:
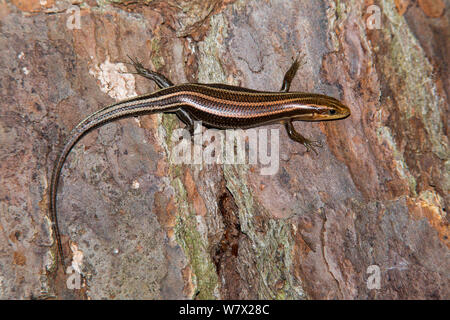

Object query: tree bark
[0,0,448,299]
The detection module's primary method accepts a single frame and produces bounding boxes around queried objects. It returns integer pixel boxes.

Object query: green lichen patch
[381,0,448,160]
[157,114,219,299]
[171,176,219,299]
[223,165,306,299]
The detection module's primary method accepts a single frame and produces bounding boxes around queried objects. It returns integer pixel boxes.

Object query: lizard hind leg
[123,56,198,139]
[123,55,174,89]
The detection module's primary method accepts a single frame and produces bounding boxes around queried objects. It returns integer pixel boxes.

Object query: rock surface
[0,0,448,299]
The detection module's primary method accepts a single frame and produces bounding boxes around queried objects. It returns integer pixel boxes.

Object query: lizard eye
[328,109,337,115]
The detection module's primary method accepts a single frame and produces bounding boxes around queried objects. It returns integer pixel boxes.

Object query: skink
[50,55,350,269]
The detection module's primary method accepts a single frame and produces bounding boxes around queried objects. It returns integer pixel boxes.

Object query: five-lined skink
[49,55,350,269]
